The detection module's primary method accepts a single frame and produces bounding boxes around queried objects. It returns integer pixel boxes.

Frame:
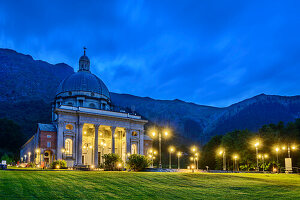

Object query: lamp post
[275,147,279,165]
[195,153,199,170]
[282,144,297,158]
[254,142,260,171]
[36,149,41,165]
[258,154,268,172]
[152,130,169,168]
[233,155,238,171]
[28,152,31,163]
[177,152,182,169]
[24,155,27,163]
[218,149,226,171]
[169,146,175,169]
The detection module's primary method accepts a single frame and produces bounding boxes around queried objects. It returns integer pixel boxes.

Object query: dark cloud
[0,0,299,107]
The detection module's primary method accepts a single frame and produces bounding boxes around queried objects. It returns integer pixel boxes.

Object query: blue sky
[0,0,299,107]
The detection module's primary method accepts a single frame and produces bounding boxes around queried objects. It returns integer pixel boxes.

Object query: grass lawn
[0,170,299,199]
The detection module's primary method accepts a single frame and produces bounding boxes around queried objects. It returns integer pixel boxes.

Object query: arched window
[131,143,137,154]
[65,139,72,156]
[132,131,138,136]
[89,103,96,108]
[66,124,73,130]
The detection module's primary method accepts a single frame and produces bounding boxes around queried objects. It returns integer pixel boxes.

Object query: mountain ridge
[0,48,299,143]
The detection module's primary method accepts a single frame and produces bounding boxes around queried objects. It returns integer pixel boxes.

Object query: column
[139,130,144,155]
[111,126,116,153]
[94,124,100,166]
[126,128,131,154]
[77,123,84,165]
[56,121,64,160]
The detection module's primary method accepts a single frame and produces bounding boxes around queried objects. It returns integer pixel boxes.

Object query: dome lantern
[79,47,90,72]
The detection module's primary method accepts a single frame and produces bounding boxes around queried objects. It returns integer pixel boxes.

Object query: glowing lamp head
[154,151,157,155]
[191,165,195,169]
[254,142,259,147]
[282,146,286,150]
[275,147,279,152]
[169,147,175,153]
[164,132,168,136]
[101,141,104,145]
[152,132,156,137]
[61,148,65,153]
[177,152,182,157]
[127,153,131,157]
[91,165,95,169]
[84,131,87,134]
[89,145,92,149]
[190,157,194,161]
[104,143,107,147]
[292,146,296,150]
[264,154,268,158]
[219,150,223,155]
[117,163,122,168]
[56,165,60,169]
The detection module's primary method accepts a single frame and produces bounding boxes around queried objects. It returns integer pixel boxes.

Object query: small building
[20,49,151,167]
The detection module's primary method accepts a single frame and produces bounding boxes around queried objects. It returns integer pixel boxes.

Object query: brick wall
[39,131,57,150]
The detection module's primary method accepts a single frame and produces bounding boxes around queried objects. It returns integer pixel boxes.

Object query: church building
[20,49,151,168]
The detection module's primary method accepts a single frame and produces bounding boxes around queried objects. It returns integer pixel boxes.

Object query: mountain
[0,48,299,144]
[0,48,74,102]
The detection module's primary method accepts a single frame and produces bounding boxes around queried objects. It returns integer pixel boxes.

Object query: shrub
[126,154,150,171]
[27,162,36,168]
[51,160,67,169]
[103,153,122,171]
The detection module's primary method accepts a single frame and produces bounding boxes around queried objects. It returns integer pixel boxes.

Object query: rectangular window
[47,142,51,148]
[47,135,51,138]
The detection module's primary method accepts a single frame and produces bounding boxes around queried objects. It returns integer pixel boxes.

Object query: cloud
[0,0,299,107]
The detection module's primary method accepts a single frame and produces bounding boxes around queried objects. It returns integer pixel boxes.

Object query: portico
[56,105,147,167]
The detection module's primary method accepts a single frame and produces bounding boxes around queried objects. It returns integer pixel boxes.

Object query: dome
[56,71,110,99]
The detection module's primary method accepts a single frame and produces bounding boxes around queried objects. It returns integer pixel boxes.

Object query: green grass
[0,170,299,199]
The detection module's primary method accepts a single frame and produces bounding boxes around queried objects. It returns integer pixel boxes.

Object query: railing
[58,105,142,120]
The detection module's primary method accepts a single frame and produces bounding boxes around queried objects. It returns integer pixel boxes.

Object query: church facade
[20,50,151,167]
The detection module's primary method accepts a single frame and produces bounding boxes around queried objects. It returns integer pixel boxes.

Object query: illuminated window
[66,124,73,130]
[47,142,51,148]
[65,139,72,156]
[131,143,137,154]
[132,131,138,136]
[47,135,51,138]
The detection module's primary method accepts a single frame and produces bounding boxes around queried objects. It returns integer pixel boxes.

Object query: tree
[0,118,24,160]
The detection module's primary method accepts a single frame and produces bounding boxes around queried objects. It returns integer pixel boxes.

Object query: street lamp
[151,129,170,168]
[36,148,41,165]
[258,154,268,172]
[169,146,175,169]
[177,152,182,169]
[28,152,31,163]
[275,147,279,165]
[282,144,297,158]
[218,149,226,171]
[195,153,199,170]
[24,155,27,163]
[254,141,260,171]
[233,154,239,171]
